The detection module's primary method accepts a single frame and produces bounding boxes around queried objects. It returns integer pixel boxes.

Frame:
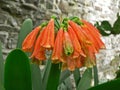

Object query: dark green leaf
[4,49,32,90]
[59,70,71,84]
[0,41,4,87]
[42,60,52,90]
[0,83,4,90]
[31,63,43,90]
[95,21,111,36]
[93,66,99,86]
[77,68,92,90]
[88,78,120,90]
[73,68,81,87]
[101,21,112,31]
[112,16,120,34]
[16,18,33,48]
[46,63,61,90]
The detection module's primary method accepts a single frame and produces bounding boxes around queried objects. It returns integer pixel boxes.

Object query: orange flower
[68,20,86,42]
[67,56,75,71]
[30,27,46,60]
[40,19,55,49]
[63,30,73,56]
[81,23,105,52]
[77,26,97,53]
[82,20,105,49]
[52,28,64,63]
[68,25,85,58]
[75,56,84,68]
[22,26,41,52]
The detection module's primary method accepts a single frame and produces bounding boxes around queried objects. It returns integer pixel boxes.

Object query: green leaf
[112,16,120,34]
[42,60,52,90]
[16,18,33,48]
[31,63,43,90]
[101,21,112,31]
[95,22,111,36]
[88,78,120,90]
[0,41,4,87]
[58,83,67,90]
[59,70,71,84]
[4,49,32,90]
[63,77,73,90]
[0,83,4,90]
[77,68,92,90]
[46,63,61,90]
[59,77,73,90]
[93,66,99,86]
[73,68,81,87]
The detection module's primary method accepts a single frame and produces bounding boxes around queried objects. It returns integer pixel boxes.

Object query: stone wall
[0,0,120,82]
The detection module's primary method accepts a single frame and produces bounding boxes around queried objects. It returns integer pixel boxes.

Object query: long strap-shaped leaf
[42,60,52,90]
[93,66,99,86]
[46,63,61,90]
[73,68,81,87]
[77,68,92,90]
[88,78,120,90]
[16,18,33,48]
[59,70,71,84]
[4,49,32,90]
[42,60,61,90]
[0,41,4,90]
[0,83,4,90]
[31,63,43,90]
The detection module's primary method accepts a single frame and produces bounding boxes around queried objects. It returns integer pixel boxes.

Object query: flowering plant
[0,16,120,90]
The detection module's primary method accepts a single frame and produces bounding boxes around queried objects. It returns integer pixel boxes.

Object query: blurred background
[0,0,120,84]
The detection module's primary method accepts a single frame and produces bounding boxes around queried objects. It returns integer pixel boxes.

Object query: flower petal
[52,28,64,63]
[22,26,41,52]
[41,19,55,49]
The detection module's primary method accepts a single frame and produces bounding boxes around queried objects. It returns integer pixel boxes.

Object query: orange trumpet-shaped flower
[40,19,55,49]
[52,28,64,63]
[22,26,41,52]
[82,20,105,49]
[30,27,46,60]
[81,23,105,52]
[68,20,86,42]
[68,25,85,58]
[82,20,100,36]
[75,56,84,68]
[67,56,75,71]
[63,30,73,56]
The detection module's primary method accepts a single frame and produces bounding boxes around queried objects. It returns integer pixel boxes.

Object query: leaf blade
[77,68,92,90]
[4,49,32,90]
[17,18,33,48]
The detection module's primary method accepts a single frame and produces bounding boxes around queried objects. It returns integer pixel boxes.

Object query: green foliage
[73,68,81,86]
[95,21,111,36]
[93,66,99,86]
[95,13,120,36]
[42,60,52,90]
[17,18,33,48]
[88,78,120,90]
[58,77,73,90]
[31,63,43,90]
[0,42,4,90]
[77,68,92,90]
[46,63,61,90]
[112,15,120,34]
[59,70,71,84]
[4,49,32,90]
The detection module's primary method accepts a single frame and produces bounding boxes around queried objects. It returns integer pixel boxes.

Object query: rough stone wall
[0,0,120,82]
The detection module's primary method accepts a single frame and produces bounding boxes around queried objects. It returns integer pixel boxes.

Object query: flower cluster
[22,17,105,71]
